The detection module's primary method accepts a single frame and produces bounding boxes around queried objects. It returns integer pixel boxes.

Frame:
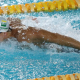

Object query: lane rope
[0,0,80,15]
[27,73,80,80]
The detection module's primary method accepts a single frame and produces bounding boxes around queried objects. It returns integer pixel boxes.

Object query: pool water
[0,0,80,80]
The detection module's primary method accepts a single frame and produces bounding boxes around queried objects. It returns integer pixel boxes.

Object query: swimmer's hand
[32,17,38,23]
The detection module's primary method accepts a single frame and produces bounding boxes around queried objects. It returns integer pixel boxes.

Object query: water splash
[0,1,80,79]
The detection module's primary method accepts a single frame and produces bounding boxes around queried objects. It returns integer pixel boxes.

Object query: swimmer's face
[0,32,9,41]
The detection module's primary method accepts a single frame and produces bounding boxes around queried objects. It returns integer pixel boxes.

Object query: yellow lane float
[27,73,80,80]
[0,0,80,15]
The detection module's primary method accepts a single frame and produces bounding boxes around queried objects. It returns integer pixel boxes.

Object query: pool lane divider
[0,0,80,15]
[27,73,80,80]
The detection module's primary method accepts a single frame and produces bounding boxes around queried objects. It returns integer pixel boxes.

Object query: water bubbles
[22,33,25,35]
[22,37,25,39]
[18,30,21,33]
[0,0,4,1]
[47,39,49,41]
[0,75,4,80]
[54,15,57,18]
[28,38,30,41]
[42,37,44,38]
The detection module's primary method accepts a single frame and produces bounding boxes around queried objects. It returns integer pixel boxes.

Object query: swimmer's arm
[27,27,80,49]
[40,29,80,49]
[7,17,80,49]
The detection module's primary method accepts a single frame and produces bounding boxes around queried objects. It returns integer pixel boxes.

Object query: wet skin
[0,17,80,50]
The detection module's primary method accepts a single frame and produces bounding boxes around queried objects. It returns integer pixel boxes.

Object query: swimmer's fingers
[32,18,38,23]
[32,18,37,20]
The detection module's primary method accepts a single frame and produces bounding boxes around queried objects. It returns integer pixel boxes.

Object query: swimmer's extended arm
[26,27,80,50]
[7,17,80,49]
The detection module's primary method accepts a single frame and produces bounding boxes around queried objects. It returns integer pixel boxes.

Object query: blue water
[0,0,80,80]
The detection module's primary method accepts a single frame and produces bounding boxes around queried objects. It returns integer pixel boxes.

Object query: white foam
[21,15,80,42]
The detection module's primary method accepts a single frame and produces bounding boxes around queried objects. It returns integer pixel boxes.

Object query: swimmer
[0,16,80,50]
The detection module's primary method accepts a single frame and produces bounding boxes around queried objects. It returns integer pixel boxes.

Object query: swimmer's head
[0,17,9,32]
